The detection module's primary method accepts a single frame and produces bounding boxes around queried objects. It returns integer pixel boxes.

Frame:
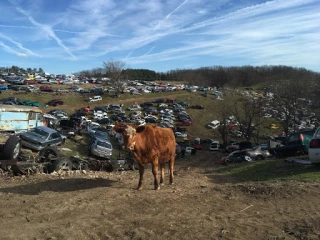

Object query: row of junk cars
[0,97,199,173]
[1,94,320,173]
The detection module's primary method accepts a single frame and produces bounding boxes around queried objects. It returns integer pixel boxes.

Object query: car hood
[20,132,46,144]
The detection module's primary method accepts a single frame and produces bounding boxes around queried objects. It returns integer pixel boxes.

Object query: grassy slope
[3,86,320,182]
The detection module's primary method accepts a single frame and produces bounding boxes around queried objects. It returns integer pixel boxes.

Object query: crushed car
[20,126,67,151]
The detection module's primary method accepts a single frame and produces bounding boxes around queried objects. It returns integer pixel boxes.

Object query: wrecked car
[89,137,113,159]
[20,126,67,151]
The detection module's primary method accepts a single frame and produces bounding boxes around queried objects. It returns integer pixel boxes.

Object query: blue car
[0,85,8,91]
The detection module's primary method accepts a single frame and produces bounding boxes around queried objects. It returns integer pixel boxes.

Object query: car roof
[34,126,57,133]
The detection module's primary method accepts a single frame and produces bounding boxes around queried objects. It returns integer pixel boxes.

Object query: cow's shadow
[0,178,115,195]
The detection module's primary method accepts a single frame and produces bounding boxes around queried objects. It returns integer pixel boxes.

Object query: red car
[47,99,64,106]
[24,79,38,85]
[177,120,194,126]
[40,85,54,92]
[80,106,91,112]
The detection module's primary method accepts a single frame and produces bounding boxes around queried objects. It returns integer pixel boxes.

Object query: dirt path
[0,152,320,240]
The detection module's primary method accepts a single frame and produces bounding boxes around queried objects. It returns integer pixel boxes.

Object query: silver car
[90,138,113,159]
[20,126,66,151]
[246,146,272,160]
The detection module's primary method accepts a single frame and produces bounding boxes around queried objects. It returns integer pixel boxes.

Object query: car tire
[38,146,60,162]
[255,155,264,160]
[1,135,21,160]
[78,160,90,170]
[52,157,73,172]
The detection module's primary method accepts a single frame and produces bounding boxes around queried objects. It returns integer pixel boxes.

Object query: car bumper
[91,147,112,158]
[308,149,320,163]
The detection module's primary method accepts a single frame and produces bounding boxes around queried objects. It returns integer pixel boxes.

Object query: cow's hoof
[154,186,160,191]
[137,186,143,191]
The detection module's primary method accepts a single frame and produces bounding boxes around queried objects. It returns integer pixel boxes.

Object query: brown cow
[113,123,175,190]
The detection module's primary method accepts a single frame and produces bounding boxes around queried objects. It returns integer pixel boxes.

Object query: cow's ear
[136,125,146,133]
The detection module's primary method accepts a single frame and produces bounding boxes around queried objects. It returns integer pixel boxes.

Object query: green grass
[216,159,320,183]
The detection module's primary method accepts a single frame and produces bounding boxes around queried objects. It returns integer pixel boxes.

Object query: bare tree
[103,59,126,95]
[215,98,234,147]
[233,97,265,142]
[272,79,309,136]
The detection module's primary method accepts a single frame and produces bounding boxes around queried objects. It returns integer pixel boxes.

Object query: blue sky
[0,0,319,74]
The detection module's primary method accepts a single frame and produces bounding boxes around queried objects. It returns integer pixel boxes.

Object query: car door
[48,132,62,146]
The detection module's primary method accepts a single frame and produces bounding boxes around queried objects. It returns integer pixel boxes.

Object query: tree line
[75,63,320,89]
[0,66,44,75]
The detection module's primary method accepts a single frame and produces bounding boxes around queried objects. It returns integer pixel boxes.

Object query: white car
[175,132,187,138]
[56,88,70,93]
[209,141,220,151]
[94,111,107,120]
[89,96,102,102]
[308,127,320,164]
[127,104,141,111]
[207,120,220,129]
[142,89,151,93]
[136,119,146,126]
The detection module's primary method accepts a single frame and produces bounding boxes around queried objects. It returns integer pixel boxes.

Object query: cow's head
[113,123,137,150]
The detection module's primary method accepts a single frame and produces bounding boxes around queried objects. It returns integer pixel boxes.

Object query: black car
[191,105,205,109]
[140,102,154,109]
[152,98,164,103]
[145,117,158,123]
[109,115,124,122]
[96,118,113,124]
[94,106,108,113]
[0,97,22,105]
[145,107,158,115]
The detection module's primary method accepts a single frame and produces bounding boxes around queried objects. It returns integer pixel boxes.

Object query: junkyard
[0,71,320,239]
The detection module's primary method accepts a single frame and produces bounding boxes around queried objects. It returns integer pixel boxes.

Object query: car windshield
[28,128,49,139]
[94,131,109,139]
[97,140,112,149]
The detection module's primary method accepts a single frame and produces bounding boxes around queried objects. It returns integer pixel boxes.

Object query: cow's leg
[152,161,160,190]
[160,163,165,185]
[169,157,174,185]
[137,164,144,190]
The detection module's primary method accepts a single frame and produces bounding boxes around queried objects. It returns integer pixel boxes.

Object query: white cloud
[0,33,40,57]
[9,1,77,59]
[1,0,320,72]
[15,52,27,57]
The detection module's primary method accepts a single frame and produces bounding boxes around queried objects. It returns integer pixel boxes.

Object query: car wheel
[38,146,60,162]
[1,135,21,160]
[129,161,139,171]
[52,157,72,172]
[255,155,264,160]
[78,160,90,170]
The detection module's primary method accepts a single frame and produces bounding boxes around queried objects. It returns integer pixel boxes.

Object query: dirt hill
[0,151,320,240]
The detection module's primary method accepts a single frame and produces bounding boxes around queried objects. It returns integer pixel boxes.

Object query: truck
[268,130,315,158]
[0,104,45,133]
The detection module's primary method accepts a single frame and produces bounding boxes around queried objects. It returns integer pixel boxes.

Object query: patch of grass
[216,159,320,183]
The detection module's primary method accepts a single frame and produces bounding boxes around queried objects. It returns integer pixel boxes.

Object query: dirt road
[0,152,320,240]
